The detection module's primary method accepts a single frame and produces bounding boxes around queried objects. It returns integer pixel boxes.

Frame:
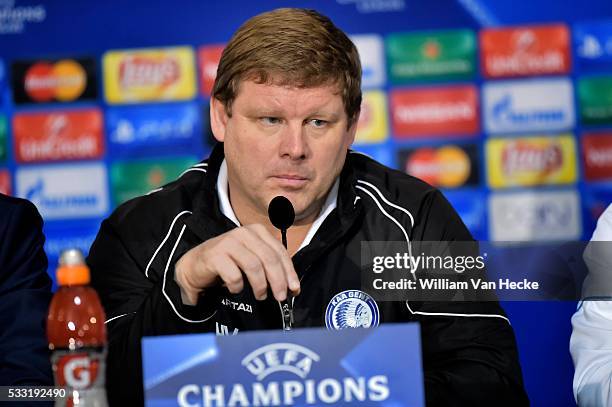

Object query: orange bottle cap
[56,264,90,286]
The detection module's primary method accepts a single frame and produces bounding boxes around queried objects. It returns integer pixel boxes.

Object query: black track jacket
[88,143,528,406]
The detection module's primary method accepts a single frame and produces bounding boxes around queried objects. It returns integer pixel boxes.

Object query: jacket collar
[186,142,363,247]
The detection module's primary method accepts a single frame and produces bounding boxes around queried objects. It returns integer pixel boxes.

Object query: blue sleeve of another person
[0,194,53,385]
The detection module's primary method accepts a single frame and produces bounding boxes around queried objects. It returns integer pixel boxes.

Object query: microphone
[268,196,295,331]
[268,196,295,249]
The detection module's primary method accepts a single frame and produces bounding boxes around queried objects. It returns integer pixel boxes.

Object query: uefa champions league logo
[325,290,380,330]
[176,329,391,406]
[241,343,320,380]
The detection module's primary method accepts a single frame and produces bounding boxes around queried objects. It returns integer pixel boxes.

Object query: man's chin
[264,189,323,220]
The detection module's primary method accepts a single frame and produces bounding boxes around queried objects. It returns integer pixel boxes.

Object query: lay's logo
[119,56,180,88]
[103,47,196,104]
[486,135,577,188]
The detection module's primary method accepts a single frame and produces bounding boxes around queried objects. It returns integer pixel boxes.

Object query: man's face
[211,79,357,223]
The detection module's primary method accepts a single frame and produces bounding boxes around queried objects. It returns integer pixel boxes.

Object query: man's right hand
[174,224,300,305]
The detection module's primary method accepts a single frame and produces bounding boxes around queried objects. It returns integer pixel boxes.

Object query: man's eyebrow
[305,111,341,122]
[243,108,342,120]
[243,107,283,116]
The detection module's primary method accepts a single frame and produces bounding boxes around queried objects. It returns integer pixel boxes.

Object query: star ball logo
[177,342,389,406]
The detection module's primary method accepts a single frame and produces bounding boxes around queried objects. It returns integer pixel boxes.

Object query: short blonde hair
[212,8,362,127]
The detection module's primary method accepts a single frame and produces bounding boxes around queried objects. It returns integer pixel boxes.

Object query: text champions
[176,375,390,406]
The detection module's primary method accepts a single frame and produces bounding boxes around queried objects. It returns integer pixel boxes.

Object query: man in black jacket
[88,8,528,406]
[0,193,53,386]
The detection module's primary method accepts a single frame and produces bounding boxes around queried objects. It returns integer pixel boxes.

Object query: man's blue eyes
[309,119,327,127]
[260,118,328,127]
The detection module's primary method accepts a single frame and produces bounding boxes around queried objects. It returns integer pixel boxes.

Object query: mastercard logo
[24,60,87,102]
[405,145,471,187]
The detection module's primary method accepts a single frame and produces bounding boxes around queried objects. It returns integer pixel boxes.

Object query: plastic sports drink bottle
[47,249,108,406]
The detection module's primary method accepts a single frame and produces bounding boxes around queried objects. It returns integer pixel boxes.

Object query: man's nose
[279,122,309,160]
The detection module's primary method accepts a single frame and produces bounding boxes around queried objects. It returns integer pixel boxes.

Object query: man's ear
[210,97,229,143]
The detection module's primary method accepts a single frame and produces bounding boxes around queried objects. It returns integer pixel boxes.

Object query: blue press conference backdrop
[2,1,612,405]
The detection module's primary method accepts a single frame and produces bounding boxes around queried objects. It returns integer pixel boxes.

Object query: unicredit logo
[486,49,564,77]
[176,342,390,406]
[485,30,565,76]
[119,55,180,88]
[17,114,99,162]
[13,109,104,163]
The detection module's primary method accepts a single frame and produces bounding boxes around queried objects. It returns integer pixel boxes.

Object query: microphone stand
[268,196,295,332]
[280,228,293,331]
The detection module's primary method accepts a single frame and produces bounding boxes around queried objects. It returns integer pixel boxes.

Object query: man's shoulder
[0,193,40,215]
[347,150,437,205]
[345,151,467,239]
[105,161,210,235]
[0,194,43,234]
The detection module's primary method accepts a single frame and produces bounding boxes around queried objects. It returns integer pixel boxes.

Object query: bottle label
[52,349,105,390]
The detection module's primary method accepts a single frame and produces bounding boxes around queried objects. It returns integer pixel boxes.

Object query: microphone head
[268,196,295,231]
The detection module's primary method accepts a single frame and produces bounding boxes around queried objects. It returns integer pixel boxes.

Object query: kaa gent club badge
[325,290,380,330]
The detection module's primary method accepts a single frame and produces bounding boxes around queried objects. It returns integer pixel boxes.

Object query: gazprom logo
[241,343,320,380]
[16,163,108,220]
[483,79,574,134]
